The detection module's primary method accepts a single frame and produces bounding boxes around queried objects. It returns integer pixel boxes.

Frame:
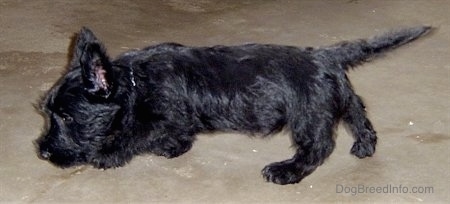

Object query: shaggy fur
[36,26,431,185]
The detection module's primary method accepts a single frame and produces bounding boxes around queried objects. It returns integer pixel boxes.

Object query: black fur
[35,26,432,185]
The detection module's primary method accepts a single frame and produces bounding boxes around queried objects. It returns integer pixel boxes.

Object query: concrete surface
[0,0,448,203]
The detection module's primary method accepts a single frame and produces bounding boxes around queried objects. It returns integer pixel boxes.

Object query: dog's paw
[90,154,128,169]
[91,158,119,169]
[151,140,193,159]
[261,162,304,185]
[350,141,375,158]
[152,148,187,159]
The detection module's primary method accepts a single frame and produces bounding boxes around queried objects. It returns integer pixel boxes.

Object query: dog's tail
[312,26,433,71]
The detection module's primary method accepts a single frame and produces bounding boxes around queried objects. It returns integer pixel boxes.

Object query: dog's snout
[40,150,52,160]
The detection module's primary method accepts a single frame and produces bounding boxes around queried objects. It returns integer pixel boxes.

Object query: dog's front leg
[147,133,194,159]
[88,136,135,169]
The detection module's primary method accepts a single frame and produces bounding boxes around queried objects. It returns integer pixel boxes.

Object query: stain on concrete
[406,133,450,144]
[0,51,66,76]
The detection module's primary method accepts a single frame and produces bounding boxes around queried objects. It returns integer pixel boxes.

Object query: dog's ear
[73,27,113,98]
[71,27,98,66]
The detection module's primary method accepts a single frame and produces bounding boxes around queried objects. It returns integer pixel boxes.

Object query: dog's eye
[61,113,73,123]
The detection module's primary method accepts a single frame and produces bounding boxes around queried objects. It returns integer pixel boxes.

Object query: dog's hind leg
[343,94,377,158]
[262,112,336,185]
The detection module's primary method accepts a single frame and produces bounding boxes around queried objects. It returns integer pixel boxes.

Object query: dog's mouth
[37,144,87,168]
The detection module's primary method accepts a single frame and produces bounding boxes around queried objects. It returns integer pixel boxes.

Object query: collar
[113,63,136,87]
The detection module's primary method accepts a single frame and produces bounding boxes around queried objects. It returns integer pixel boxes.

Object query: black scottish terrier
[36,26,431,185]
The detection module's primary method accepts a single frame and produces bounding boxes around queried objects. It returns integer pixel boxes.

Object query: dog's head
[35,28,120,168]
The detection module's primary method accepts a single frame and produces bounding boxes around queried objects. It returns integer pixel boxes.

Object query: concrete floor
[0,0,448,203]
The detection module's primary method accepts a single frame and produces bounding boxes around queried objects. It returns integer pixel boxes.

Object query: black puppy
[36,26,431,185]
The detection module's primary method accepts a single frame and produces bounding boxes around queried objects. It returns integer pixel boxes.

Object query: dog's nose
[40,150,52,160]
